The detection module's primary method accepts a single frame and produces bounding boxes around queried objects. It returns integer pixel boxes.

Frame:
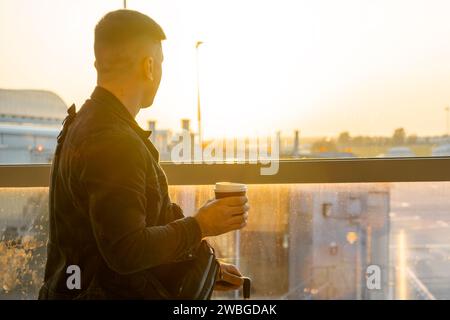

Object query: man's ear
[143,56,154,81]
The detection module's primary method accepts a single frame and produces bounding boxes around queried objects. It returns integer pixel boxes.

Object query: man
[39,9,249,299]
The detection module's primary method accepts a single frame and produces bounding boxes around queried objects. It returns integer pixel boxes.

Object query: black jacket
[39,86,202,299]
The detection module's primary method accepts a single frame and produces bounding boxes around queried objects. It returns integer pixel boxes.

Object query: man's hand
[194,196,249,238]
[214,262,244,291]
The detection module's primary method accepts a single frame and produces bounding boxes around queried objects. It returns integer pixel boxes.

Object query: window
[1,0,450,301]
[2,178,450,300]
[2,1,450,163]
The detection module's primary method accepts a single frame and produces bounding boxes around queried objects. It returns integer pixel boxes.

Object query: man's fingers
[228,212,248,225]
[215,283,239,291]
[221,271,244,287]
[226,221,248,232]
[214,281,241,291]
[226,205,249,216]
[224,264,243,277]
[219,196,248,206]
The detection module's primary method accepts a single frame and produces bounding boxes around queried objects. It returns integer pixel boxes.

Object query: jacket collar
[90,86,152,140]
[89,86,160,161]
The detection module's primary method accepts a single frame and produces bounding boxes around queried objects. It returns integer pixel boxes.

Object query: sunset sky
[2,0,450,138]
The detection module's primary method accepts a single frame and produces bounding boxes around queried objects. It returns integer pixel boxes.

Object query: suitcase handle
[242,277,251,299]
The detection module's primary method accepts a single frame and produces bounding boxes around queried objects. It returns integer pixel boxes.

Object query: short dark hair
[94,9,166,73]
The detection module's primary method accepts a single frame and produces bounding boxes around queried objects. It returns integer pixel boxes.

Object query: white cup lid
[214,182,247,193]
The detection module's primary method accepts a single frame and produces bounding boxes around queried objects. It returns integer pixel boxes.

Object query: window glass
[1,182,449,300]
[2,0,450,163]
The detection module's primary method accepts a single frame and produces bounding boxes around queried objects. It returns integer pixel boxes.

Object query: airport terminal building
[0,89,66,164]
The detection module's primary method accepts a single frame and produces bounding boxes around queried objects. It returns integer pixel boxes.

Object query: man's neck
[97,83,141,118]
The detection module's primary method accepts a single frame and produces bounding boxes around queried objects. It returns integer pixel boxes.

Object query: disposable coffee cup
[214,182,247,199]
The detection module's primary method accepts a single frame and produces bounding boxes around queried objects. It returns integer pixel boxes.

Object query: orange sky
[2,0,450,138]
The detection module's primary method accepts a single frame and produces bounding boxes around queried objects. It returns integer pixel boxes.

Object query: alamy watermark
[66,264,383,292]
[170,130,280,175]
[366,264,381,290]
[66,265,81,290]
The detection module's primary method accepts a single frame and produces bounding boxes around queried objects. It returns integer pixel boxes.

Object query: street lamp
[445,106,449,137]
[195,41,204,159]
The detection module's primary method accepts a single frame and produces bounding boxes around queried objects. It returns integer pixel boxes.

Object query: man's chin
[140,99,154,109]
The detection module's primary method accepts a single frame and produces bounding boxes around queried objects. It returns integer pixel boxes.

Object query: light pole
[195,41,204,159]
[123,0,127,9]
[446,106,449,137]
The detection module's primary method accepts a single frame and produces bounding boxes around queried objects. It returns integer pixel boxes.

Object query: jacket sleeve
[78,132,202,275]
[166,203,186,222]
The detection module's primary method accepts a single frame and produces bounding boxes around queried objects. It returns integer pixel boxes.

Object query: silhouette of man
[39,9,249,299]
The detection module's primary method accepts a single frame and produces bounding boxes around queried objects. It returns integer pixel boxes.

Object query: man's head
[94,10,166,108]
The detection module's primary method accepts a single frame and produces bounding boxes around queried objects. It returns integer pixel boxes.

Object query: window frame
[2,157,450,187]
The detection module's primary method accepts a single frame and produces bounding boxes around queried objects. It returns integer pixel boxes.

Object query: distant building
[292,130,300,157]
[147,120,172,160]
[181,119,190,132]
[0,89,67,164]
[148,120,156,137]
